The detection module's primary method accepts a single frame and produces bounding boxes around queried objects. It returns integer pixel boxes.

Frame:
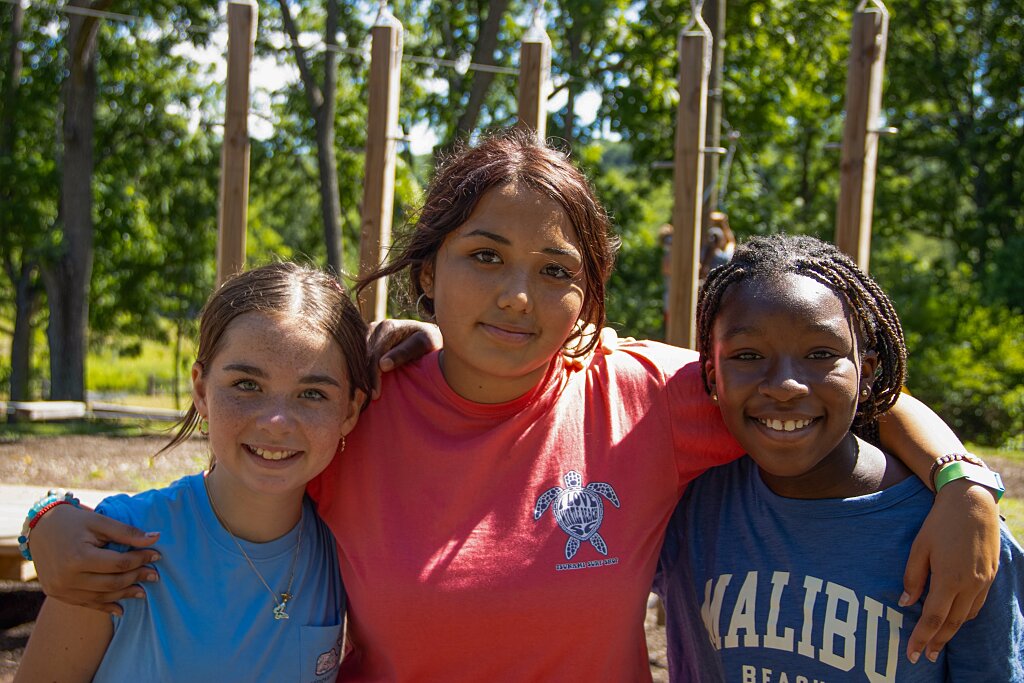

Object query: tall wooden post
[702,0,726,224]
[835,5,888,271]
[516,19,550,139]
[358,9,404,321]
[216,0,257,287]
[666,30,710,349]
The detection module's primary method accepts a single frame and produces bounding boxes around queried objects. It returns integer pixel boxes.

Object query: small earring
[415,292,435,321]
[710,392,718,403]
[339,435,346,453]
[860,387,870,399]
[199,418,209,436]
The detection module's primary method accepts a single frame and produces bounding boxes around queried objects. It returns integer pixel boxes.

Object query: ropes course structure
[5,0,893,342]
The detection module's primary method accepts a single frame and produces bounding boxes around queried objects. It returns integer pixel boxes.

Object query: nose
[759,358,809,402]
[495,268,532,313]
[257,395,296,433]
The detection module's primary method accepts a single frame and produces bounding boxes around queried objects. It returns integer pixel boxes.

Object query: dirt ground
[3,435,1021,681]
[0,434,670,681]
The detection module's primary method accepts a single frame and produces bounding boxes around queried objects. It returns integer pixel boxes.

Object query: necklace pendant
[274,593,290,622]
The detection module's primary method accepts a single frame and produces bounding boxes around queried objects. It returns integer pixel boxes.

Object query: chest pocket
[301,623,344,682]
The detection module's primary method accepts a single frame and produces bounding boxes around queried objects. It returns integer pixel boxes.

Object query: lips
[479,322,535,343]
[245,444,300,461]
[757,417,815,432]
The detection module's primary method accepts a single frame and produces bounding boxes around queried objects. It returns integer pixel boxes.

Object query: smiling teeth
[250,446,298,460]
[760,418,813,432]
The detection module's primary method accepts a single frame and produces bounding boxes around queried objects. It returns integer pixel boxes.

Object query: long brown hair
[358,129,621,357]
[159,262,371,455]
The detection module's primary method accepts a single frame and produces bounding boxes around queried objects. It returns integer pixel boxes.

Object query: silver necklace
[203,474,303,620]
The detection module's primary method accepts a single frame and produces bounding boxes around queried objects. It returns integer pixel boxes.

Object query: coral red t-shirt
[309,340,741,682]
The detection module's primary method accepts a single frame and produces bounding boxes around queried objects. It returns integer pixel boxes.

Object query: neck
[204,468,304,542]
[759,433,913,500]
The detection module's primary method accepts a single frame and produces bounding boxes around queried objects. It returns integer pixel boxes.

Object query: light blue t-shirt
[657,456,1024,682]
[92,473,345,683]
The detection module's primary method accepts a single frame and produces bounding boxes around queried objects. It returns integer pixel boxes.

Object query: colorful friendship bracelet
[18,489,82,562]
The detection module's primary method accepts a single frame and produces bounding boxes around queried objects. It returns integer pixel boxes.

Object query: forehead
[456,182,579,244]
[716,272,852,333]
[214,312,345,373]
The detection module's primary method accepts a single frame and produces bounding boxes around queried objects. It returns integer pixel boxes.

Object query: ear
[859,350,880,397]
[704,359,718,396]
[419,260,435,299]
[340,388,367,438]
[191,362,209,418]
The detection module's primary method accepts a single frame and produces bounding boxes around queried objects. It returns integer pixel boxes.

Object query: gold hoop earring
[199,418,209,436]
[415,293,435,321]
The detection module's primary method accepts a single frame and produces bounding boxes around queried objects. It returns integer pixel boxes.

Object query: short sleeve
[614,340,743,488]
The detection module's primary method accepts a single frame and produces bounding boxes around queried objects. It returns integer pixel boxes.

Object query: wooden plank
[516,30,550,139]
[835,8,888,272]
[358,18,404,322]
[216,0,258,287]
[666,31,710,350]
[88,402,185,422]
[6,401,87,421]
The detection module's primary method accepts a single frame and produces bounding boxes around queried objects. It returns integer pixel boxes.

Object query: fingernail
[145,572,159,582]
[144,531,160,538]
[133,589,146,598]
[898,592,911,606]
[909,651,920,664]
[927,651,938,663]
[149,553,161,563]
[380,358,394,371]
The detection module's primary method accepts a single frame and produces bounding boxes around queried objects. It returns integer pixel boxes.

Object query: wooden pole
[516,24,550,139]
[702,0,726,222]
[358,13,404,321]
[216,0,257,287]
[835,6,888,272]
[666,30,710,349]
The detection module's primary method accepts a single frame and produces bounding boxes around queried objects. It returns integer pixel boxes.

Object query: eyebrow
[719,320,847,341]
[222,363,344,388]
[463,228,582,260]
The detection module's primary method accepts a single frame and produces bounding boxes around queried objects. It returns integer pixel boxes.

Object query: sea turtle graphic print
[533,470,620,560]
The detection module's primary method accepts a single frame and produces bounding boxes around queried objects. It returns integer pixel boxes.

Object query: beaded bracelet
[18,489,82,561]
[928,453,987,491]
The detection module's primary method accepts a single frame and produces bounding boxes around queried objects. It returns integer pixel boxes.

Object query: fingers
[907,581,979,663]
[901,536,928,610]
[92,516,160,549]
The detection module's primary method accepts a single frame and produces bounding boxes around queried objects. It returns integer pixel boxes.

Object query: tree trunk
[44,1,107,400]
[447,0,510,144]
[279,0,343,273]
[8,261,38,404]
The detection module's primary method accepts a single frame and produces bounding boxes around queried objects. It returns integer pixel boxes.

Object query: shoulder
[96,473,201,528]
[589,335,704,392]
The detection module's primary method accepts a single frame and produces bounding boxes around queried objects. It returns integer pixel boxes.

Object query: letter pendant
[273,594,291,620]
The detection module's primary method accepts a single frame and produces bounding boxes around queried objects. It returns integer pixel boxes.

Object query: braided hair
[695,234,907,439]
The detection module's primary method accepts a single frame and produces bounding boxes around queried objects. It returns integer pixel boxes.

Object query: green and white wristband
[934,462,1005,502]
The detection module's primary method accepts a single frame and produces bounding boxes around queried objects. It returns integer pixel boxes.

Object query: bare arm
[14,597,113,682]
[878,393,1002,663]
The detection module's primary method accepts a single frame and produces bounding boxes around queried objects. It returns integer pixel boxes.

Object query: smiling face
[419,182,586,403]
[705,273,877,497]
[192,311,363,502]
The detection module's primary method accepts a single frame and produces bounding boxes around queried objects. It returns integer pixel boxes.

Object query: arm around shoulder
[14,596,113,683]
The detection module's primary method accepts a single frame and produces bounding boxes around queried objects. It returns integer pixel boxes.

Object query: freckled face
[420,183,586,404]
[192,312,362,500]
[705,274,877,494]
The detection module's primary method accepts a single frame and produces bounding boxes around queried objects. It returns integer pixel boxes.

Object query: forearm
[14,597,112,683]
[877,392,965,487]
